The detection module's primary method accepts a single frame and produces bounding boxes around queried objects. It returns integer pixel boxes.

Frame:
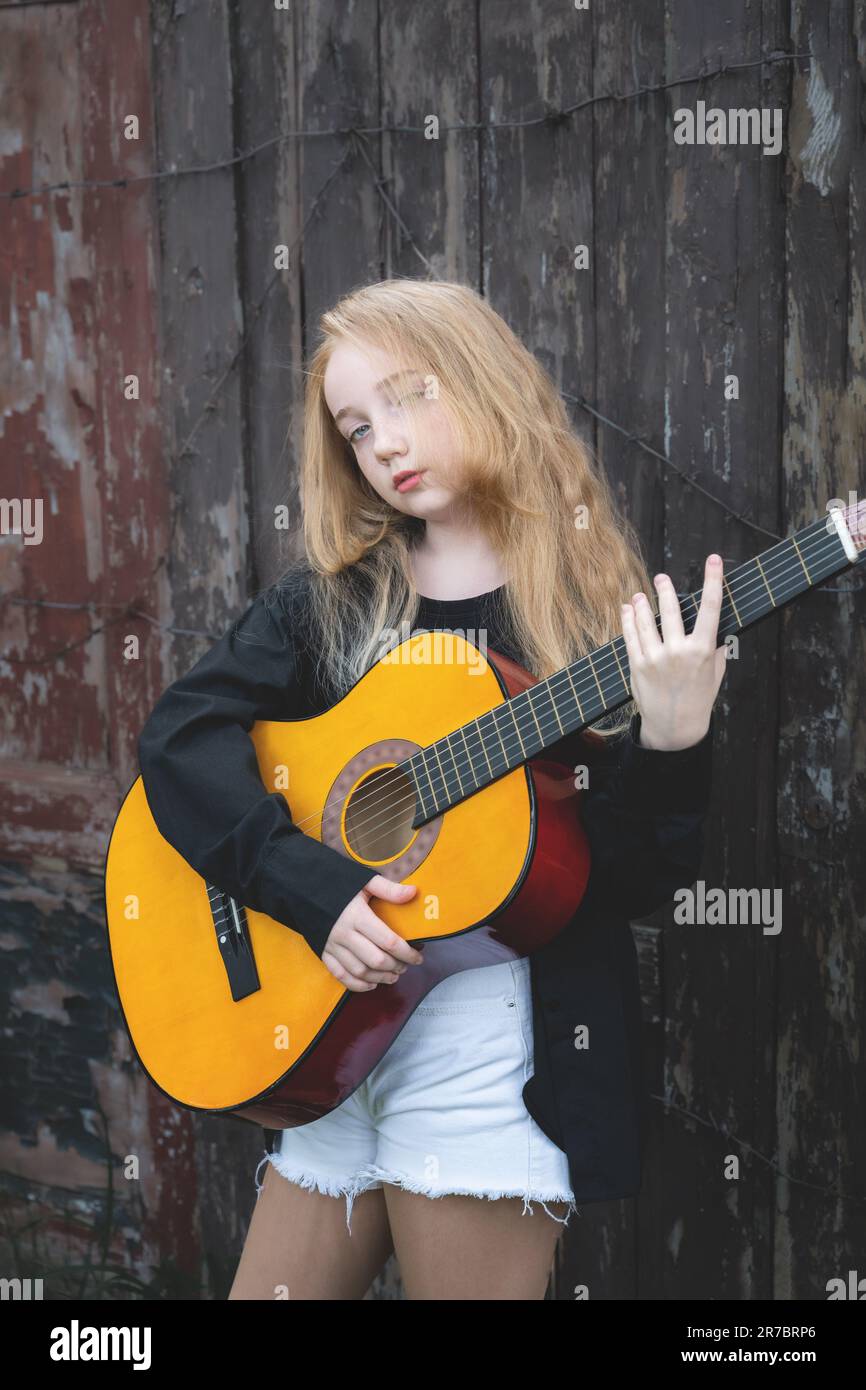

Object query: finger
[693,554,724,645]
[321,948,378,991]
[354,904,425,964]
[364,873,418,905]
[342,927,408,976]
[653,573,685,644]
[620,603,640,687]
[631,589,661,653]
[327,937,404,982]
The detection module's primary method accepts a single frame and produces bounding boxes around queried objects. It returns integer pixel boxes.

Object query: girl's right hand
[321,874,424,991]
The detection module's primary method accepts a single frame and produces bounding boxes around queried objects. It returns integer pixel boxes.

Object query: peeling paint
[799,58,842,197]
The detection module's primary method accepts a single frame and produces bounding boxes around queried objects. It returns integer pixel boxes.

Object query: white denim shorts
[253,954,578,1236]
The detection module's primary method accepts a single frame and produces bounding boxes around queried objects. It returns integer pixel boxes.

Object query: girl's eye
[347,390,424,444]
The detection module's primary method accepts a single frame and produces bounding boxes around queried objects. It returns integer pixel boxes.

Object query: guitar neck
[406,507,863,825]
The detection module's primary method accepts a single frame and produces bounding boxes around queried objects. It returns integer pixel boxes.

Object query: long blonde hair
[279,278,652,734]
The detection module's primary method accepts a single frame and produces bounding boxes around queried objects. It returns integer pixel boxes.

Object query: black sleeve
[136,585,377,958]
[575,711,714,920]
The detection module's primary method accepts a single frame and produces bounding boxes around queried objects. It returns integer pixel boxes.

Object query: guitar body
[105,631,592,1127]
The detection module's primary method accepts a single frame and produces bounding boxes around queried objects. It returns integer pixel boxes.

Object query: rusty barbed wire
[0,50,810,203]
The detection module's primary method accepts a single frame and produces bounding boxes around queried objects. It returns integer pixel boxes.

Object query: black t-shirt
[136,572,714,1205]
[415,586,522,660]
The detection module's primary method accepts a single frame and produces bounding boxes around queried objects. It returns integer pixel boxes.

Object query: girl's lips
[395,471,424,492]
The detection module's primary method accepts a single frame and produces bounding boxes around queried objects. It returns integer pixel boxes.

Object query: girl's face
[323,341,462,520]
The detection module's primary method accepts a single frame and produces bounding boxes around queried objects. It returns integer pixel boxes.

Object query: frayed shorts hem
[255,1151,579,1237]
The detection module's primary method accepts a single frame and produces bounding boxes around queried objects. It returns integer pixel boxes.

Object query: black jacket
[136,573,713,1205]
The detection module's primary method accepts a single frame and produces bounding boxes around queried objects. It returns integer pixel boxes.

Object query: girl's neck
[410,522,508,602]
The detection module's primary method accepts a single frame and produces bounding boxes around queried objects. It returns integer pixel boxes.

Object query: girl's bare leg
[228,1161,394,1300]
[383,1187,569,1300]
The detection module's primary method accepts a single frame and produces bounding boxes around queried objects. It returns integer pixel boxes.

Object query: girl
[137,278,723,1300]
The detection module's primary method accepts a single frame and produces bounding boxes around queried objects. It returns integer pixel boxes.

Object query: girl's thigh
[382,1186,568,1301]
[228,1161,394,1301]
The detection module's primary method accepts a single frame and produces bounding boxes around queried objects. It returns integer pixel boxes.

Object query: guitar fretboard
[403,508,863,826]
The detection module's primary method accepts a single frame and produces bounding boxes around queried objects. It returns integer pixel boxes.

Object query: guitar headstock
[828,497,866,560]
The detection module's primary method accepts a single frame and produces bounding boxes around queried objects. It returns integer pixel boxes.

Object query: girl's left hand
[621,554,728,752]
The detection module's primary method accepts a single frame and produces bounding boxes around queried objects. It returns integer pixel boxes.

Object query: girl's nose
[374,435,407,462]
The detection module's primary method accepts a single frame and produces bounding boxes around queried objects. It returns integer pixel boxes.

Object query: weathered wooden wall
[1,0,863,1301]
[0,0,194,1297]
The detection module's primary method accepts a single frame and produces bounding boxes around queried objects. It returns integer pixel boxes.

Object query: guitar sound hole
[344,765,417,862]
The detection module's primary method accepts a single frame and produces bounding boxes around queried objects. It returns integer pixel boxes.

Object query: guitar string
[277,517,856,854]
[261,516,858,854]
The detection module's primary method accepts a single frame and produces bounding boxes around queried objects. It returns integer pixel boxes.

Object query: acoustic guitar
[104,504,864,1128]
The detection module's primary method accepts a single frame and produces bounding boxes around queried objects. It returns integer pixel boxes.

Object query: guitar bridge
[206,883,261,1001]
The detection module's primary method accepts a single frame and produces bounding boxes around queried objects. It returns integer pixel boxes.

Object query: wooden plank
[584,0,669,1304]
[658,0,787,1301]
[232,2,303,592]
[0,0,178,1290]
[380,2,480,281]
[296,0,382,343]
[774,0,866,1298]
[593,2,667,567]
[149,0,247,660]
[0,0,163,793]
[148,0,247,1295]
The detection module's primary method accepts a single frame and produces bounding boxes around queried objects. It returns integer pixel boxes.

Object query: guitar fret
[446,737,464,800]
[723,576,742,626]
[494,707,511,763]
[436,736,452,799]
[470,717,494,781]
[506,702,529,758]
[565,666,585,719]
[444,732,466,797]
[586,651,605,706]
[791,535,811,583]
[525,688,545,743]
[754,554,775,605]
[431,741,448,801]
[610,638,630,694]
[527,680,558,744]
[458,725,481,791]
[415,749,435,816]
